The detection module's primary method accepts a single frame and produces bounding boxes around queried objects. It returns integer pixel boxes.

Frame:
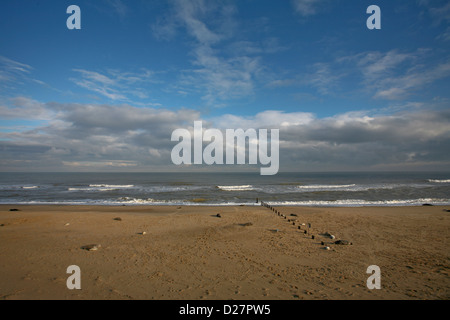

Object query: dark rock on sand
[9,209,20,212]
[81,244,101,251]
[422,203,434,206]
[216,213,222,218]
[290,214,298,217]
[322,232,335,239]
[334,240,352,245]
[240,222,253,227]
[113,217,122,221]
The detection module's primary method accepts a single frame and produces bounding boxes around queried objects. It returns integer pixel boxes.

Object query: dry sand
[0,204,449,300]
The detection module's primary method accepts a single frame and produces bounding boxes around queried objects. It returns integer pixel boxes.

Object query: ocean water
[0,172,449,207]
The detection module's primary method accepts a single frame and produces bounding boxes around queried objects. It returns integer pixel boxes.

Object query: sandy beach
[0,204,448,300]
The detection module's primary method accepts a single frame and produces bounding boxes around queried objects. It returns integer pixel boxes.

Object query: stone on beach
[81,244,101,251]
[322,232,335,239]
[334,240,352,245]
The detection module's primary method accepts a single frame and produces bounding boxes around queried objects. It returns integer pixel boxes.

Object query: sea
[0,172,449,207]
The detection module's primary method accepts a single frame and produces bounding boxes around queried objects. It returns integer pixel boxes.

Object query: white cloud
[247,47,450,102]
[292,0,322,16]
[0,56,32,75]
[110,0,127,16]
[70,68,156,102]
[0,97,53,120]
[187,46,262,104]
[436,27,450,41]
[357,50,415,79]
[172,0,224,45]
[304,49,450,100]
[210,110,315,129]
[307,62,342,95]
[0,56,33,90]
[372,60,450,100]
[62,160,138,168]
[103,0,128,19]
[152,0,263,106]
[427,1,450,24]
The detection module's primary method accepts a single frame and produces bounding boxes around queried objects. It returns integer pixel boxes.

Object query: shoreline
[1,205,449,300]
[2,203,449,209]
[1,200,449,207]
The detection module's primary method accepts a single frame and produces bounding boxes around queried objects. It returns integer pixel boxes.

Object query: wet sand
[0,204,449,300]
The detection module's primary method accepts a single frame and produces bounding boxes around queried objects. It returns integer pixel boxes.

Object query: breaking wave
[217,185,255,191]
[264,198,450,207]
[89,184,135,188]
[428,179,450,183]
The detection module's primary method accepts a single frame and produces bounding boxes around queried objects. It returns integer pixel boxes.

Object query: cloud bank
[1,98,449,172]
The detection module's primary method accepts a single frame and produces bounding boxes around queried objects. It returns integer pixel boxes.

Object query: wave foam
[297,184,356,189]
[68,187,116,192]
[428,179,450,183]
[265,198,450,207]
[218,185,254,191]
[68,184,135,192]
[89,184,134,188]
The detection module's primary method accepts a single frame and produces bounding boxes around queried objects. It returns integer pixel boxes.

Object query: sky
[0,0,449,172]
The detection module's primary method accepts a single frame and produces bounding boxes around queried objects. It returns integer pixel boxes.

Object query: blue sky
[0,0,449,172]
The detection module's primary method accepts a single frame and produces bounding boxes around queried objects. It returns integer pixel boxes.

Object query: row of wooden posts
[259,200,314,238]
